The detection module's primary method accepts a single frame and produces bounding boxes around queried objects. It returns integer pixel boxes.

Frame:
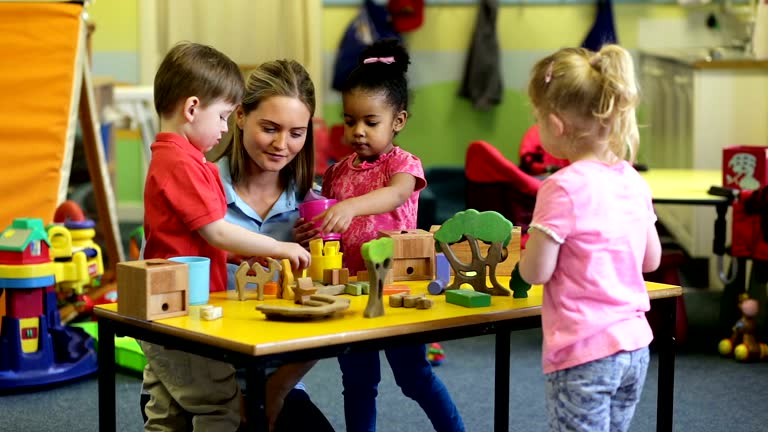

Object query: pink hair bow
[363,56,396,64]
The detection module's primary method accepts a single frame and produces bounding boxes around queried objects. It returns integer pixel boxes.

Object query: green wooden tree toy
[434,209,513,296]
[361,237,394,318]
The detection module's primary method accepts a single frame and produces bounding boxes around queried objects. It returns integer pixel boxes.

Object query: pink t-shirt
[321,146,426,274]
[530,160,656,374]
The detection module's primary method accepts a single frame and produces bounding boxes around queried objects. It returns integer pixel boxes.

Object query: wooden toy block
[297,277,315,289]
[428,279,447,295]
[344,283,363,296]
[294,285,318,304]
[188,305,205,320]
[356,270,368,281]
[403,294,425,308]
[201,305,222,321]
[389,293,406,307]
[430,225,521,277]
[323,268,340,285]
[263,281,278,296]
[445,289,492,308]
[280,258,294,300]
[317,284,346,296]
[378,229,435,281]
[416,297,434,309]
[339,268,350,284]
[358,281,370,294]
[435,252,450,283]
[382,285,411,296]
[117,259,189,321]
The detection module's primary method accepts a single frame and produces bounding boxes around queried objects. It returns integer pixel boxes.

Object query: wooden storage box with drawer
[117,259,189,320]
[378,229,435,281]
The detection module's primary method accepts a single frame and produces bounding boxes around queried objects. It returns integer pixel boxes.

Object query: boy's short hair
[154,42,244,117]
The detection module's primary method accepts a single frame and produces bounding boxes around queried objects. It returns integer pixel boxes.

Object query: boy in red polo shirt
[140,42,311,431]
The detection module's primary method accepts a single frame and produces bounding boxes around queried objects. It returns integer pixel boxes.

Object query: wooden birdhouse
[378,229,435,281]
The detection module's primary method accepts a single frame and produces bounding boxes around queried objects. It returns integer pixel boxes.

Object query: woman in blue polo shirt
[209,59,332,432]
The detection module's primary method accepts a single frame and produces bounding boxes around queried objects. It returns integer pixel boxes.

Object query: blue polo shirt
[217,157,301,290]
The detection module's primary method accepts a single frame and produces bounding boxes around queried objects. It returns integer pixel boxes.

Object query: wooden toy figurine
[361,237,394,318]
[234,258,281,301]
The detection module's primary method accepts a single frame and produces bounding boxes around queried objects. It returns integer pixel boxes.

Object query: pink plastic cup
[299,199,341,241]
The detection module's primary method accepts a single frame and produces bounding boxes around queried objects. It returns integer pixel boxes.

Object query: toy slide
[70,321,147,374]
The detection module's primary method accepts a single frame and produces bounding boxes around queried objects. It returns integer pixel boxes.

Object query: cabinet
[640,51,768,286]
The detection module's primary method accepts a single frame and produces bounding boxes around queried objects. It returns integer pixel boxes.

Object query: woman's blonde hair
[209,59,316,198]
[528,45,639,161]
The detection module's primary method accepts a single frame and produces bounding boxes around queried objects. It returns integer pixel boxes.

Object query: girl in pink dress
[318,39,465,432]
[518,45,662,432]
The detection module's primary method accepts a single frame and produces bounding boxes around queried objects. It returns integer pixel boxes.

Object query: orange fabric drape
[0,2,83,229]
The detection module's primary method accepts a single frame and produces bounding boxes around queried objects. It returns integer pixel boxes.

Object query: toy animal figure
[719,295,768,362]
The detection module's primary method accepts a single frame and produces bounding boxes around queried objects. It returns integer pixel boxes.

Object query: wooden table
[95,279,682,432]
[640,168,727,206]
[641,169,747,331]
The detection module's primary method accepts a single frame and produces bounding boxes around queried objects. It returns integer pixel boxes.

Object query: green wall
[323,83,532,165]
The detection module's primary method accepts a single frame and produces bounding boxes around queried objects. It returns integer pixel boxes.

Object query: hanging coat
[331,0,401,92]
[582,0,618,52]
[458,0,502,111]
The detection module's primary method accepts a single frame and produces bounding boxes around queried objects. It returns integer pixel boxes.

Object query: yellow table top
[640,168,726,204]
[95,278,682,358]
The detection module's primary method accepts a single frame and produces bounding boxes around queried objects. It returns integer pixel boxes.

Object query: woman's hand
[293,217,320,248]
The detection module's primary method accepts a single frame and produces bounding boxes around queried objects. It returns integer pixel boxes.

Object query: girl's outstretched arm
[318,172,416,234]
[518,229,561,285]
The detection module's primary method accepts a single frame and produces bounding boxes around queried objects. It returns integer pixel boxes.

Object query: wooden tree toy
[434,210,513,296]
[234,258,281,301]
[361,237,394,318]
[509,263,532,298]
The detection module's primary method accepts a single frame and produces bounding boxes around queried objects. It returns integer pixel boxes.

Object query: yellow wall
[87,0,138,52]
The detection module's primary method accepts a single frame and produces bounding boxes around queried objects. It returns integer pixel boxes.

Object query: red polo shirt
[143,132,228,292]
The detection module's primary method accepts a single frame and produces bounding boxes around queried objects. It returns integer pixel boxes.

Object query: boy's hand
[317,200,355,234]
[276,241,311,271]
[293,217,320,248]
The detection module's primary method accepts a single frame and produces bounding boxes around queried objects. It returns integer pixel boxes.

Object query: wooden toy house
[378,229,435,281]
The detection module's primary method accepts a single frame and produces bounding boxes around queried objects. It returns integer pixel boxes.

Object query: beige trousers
[140,341,241,432]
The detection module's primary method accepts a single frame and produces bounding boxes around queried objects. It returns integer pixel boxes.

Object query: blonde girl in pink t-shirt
[518,45,662,432]
[319,39,465,432]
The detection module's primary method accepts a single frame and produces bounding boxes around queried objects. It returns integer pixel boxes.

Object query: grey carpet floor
[2,290,767,431]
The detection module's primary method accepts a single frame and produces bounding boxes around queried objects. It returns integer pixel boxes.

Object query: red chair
[518,124,569,176]
[465,140,542,247]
